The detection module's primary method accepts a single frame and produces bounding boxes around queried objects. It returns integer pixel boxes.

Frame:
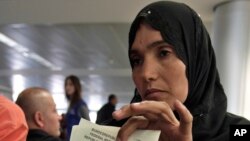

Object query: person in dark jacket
[111,1,250,141]
[96,94,118,124]
[16,87,62,141]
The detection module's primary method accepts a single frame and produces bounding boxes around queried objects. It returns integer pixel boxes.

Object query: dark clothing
[107,1,250,141]
[66,100,89,140]
[27,129,61,141]
[96,102,115,124]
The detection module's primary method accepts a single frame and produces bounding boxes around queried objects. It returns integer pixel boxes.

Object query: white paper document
[70,118,161,141]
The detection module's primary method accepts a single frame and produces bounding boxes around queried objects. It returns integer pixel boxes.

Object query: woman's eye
[159,50,170,57]
[131,58,142,67]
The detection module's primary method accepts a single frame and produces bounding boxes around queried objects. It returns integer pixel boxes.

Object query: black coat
[27,129,61,141]
[96,102,115,124]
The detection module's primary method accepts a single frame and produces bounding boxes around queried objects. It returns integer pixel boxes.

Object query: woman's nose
[141,58,158,82]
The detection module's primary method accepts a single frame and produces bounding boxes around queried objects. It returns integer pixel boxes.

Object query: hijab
[128,1,228,140]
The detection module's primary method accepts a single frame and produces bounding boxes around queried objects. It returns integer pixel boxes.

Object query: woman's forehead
[131,24,172,48]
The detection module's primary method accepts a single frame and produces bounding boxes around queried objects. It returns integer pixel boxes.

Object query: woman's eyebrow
[129,40,171,55]
[147,40,168,49]
[136,40,170,49]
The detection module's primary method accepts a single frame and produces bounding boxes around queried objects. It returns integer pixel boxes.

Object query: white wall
[212,1,250,119]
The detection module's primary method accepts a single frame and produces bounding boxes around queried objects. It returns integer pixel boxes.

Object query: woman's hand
[112,100,193,141]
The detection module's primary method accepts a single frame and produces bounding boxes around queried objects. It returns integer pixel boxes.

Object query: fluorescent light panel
[0,32,61,70]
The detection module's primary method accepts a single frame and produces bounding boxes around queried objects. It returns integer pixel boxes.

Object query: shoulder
[27,129,61,141]
[101,103,109,108]
[98,103,110,111]
[0,96,26,121]
[78,99,87,107]
[72,100,88,110]
[0,96,28,140]
[225,113,250,125]
[77,100,89,112]
[104,103,113,108]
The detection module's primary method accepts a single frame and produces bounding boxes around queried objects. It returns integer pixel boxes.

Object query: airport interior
[1,0,250,124]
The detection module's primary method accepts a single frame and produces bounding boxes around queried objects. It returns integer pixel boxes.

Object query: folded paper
[70,118,161,141]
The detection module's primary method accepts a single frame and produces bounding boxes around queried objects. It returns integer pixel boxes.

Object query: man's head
[108,94,118,106]
[16,87,62,137]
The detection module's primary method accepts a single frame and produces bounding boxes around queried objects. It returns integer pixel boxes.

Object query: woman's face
[65,79,75,96]
[130,23,188,108]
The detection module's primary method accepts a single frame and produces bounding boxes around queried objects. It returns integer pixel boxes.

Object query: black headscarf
[128,1,228,140]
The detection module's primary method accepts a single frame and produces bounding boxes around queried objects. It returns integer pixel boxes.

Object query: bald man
[16,87,62,141]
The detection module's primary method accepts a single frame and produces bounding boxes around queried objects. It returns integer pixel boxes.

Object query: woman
[112,1,250,141]
[64,75,89,140]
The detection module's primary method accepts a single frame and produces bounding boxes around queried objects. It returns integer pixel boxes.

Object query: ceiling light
[0,32,60,70]
[0,33,18,47]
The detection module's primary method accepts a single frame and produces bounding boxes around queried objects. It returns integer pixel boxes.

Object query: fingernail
[113,109,122,117]
[115,109,122,114]
[132,102,140,106]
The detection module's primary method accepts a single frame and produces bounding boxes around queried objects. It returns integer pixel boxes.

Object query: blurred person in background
[64,75,89,140]
[96,94,118,124]
[0,94,28,141]
[16,87,62,141]
[59,113,67,141]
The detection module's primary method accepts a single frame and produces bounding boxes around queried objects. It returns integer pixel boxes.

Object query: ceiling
[0,0,227,118]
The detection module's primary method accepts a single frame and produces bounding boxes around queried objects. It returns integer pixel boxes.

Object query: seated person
[16,87,62,141]
[0,95,28,141]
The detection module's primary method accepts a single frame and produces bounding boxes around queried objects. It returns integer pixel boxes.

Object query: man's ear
[34,111,44,128]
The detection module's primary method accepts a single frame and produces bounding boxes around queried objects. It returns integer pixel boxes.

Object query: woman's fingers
[112,104,132,120]
[135,101,179,125]
[113,101,179,126]
[174,100,193,134]
[114,100,193,141]
[116,116,149,141]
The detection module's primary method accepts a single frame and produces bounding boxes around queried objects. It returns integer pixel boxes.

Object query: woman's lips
[144,88,165,100]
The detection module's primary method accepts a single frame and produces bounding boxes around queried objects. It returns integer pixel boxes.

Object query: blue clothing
[66,100,89,140]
